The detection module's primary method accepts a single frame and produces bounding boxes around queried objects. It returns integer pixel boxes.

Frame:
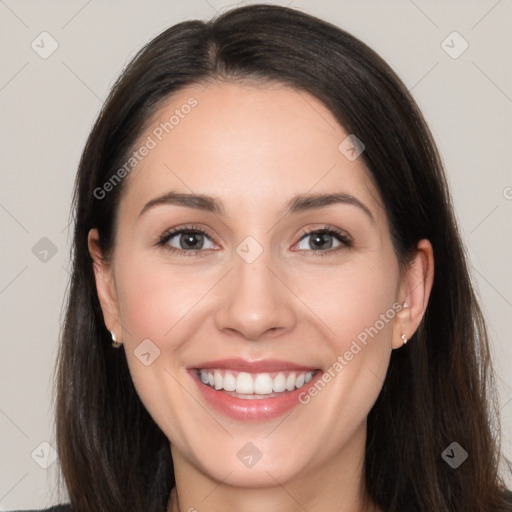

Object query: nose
[214,248,297,342]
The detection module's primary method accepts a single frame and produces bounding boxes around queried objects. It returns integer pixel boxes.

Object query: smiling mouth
[196,368,320,399]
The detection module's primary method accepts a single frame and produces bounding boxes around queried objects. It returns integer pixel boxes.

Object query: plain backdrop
[1,0,511,509]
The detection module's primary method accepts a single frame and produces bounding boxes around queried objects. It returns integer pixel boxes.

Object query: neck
[167,423,378,512]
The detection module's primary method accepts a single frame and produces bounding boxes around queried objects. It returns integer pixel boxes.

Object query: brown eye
[158,225,216,257]
[296,227,351,254]
[168,231,209,250]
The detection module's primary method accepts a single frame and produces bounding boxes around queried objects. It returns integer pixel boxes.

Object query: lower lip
[189,370,322,422]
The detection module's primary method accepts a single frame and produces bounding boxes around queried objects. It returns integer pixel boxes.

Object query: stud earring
[401,334,408,345]
[111,330,122,348]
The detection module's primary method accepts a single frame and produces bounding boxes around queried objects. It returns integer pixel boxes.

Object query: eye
[157,224,216,256]
[295,226,352,255]
[157,224,352,258]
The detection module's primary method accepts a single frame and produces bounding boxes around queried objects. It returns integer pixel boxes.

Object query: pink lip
[187,363,323,423]
[188,358,319,373]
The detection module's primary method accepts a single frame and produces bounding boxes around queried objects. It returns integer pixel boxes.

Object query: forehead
[119,81,384,222]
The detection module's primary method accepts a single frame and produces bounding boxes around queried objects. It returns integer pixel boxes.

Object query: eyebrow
[138,191,374,223]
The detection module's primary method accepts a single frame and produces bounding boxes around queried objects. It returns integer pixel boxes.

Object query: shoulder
[8,505,72,512]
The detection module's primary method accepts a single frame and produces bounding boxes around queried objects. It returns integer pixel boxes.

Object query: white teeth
[286,372,296,391]
[214,370,223,390]
[198,369,315,395]
[254,374,273,394]
[223,372,236,391]
[273,372,287,393]
[236,372,253,394]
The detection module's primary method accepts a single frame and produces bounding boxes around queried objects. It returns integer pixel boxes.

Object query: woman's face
[90,82,425,489]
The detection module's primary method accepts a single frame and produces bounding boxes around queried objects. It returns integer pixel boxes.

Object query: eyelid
[291,225,352,255]
[296,224,352,243]
[157,223,218,252]
[157,223,352,257]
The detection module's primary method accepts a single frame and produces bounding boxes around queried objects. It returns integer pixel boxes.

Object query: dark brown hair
[55,4,511,511]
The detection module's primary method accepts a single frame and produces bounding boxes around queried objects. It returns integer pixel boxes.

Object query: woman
[15,3,511,512]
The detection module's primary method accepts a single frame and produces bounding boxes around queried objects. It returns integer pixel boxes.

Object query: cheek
[115,259,209,345]
[291,259,398,434]
[295,257,399,354]
[114,260,204,442]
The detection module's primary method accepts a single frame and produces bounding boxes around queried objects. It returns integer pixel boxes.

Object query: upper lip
[189,358,319,373]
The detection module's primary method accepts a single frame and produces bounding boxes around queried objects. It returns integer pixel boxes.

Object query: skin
[88,82,434,512]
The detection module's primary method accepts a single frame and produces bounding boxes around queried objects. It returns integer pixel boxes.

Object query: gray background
[1,0,511,509]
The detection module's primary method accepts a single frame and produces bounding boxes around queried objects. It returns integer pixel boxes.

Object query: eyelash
[156,224,352,258]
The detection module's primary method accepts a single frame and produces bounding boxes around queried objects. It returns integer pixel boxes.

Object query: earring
[401,334,408,345]
[111,330,122,348]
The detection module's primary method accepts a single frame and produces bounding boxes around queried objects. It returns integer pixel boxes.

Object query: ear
[87,228,122,340]
[392,239,434,349]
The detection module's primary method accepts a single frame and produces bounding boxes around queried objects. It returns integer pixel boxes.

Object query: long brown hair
[55,4,511,511]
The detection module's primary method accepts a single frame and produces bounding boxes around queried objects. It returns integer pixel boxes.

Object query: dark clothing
[10,491,512,511]
[10,506,72,512]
